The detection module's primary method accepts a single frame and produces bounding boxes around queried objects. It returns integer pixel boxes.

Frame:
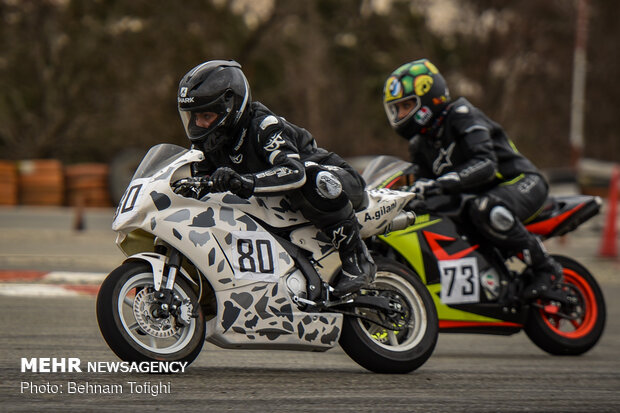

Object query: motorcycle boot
[466,196,564,301]
[522,238,564,300]
[323,213,377,297]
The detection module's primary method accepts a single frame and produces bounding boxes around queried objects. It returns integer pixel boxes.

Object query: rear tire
[96,261,205,364]
[339,257,438,373]
[524,255,606,355]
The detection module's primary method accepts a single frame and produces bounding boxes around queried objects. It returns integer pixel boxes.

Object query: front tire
[524,255,606,355]
[339,257,438,373]
[96,261,205,364]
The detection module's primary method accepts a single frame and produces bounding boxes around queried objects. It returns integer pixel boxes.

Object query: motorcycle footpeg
[323,283,360,306]
[534,285,578,304]
[293,294,354,310]
[292,295,320,308]
[292,284,356,309]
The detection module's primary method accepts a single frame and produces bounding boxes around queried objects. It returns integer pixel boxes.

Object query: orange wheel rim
[540,268,597,339]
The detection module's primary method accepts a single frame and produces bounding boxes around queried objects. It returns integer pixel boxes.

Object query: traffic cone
[73,195,86,232]
[599,165,619,258]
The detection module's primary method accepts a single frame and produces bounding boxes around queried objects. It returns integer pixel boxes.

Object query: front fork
[152,248,190,326]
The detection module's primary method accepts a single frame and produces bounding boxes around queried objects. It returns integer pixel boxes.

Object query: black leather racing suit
[409,97,555,272]
[192,101,366,220]
[192,102,373,292]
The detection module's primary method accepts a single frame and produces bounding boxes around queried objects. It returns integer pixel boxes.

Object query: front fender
[123,252,197,290]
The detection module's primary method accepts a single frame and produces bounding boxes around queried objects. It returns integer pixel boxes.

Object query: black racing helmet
[383,59,450,139]
[177,60,251,151]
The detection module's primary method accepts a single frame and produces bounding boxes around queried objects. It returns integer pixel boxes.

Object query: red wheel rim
[539,268,598,339]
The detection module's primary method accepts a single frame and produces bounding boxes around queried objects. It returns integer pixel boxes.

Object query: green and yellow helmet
[383,59,450,139]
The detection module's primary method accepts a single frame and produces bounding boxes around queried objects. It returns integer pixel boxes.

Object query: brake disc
[132,288,177,338]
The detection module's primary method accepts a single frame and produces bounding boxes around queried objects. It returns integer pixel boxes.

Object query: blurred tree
[0,0,251,161]
[433,0,618,167]
[451,0,577,168]
[582,1,619,163]
[0,0,617,168]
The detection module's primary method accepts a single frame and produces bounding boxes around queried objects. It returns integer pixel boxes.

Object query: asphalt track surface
[1,205,619,412]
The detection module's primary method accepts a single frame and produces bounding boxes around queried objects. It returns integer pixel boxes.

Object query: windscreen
[362,155,414,189]
[131,144,188,180]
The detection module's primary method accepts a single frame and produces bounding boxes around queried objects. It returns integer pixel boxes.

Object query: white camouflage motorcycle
[96,144,438,373]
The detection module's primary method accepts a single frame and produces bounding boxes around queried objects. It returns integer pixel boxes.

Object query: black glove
[210,167,255,199]
[408,178,443,199]
[436,172,461,193]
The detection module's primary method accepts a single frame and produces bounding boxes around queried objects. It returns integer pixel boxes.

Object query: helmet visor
[178,93,233,142]
[384,96,421,128]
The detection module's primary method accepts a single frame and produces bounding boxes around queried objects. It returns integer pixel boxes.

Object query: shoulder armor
[447,98,491,137]
[455,105,470,114]
[259,115,279,130]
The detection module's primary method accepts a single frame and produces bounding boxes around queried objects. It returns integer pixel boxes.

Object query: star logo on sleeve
[432,142,455,175]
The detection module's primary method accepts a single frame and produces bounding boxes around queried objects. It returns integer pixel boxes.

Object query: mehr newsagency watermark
[19,357,187,397]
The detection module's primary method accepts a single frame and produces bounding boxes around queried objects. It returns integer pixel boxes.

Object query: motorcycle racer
[382,58,562,299]
[176,60,375,296]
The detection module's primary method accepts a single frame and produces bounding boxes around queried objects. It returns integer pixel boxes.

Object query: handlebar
[173,177,213,186]
[172,177,213,197]
[406,193,471,218]
[172,177,242,190]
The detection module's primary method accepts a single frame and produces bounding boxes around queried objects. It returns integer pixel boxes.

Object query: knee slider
[306,164,343,200]
[315,171,343,199]
[292,164,349,223]
[469,196,515,233]
[489,205,515,232]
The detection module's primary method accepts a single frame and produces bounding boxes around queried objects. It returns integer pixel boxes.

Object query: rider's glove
[436,172,461,193]
[408,178,443,199]
[210,167,255,199]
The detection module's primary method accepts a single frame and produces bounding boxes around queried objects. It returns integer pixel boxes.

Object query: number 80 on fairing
[231,231,280,283]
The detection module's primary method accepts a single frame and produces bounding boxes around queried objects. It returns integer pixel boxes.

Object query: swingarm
[292,287,411,331]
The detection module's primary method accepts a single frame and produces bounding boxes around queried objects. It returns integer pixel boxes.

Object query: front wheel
[96,261,205,364]
[524,255,606,355]
[339,257,438,373]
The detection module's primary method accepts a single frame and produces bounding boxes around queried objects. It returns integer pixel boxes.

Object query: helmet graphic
[383,59,450,139]
[177,60,251,151]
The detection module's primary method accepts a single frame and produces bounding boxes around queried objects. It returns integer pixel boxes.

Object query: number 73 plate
[438,257,480,304]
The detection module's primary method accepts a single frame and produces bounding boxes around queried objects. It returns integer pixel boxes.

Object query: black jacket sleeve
[443,105,498,191]
[250,115,307,194]
[453,126,497,189]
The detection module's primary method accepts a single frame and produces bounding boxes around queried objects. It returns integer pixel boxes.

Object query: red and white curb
[0,270,105,297]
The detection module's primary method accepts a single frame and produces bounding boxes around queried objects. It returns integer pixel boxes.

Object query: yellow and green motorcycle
[363,156,606,355]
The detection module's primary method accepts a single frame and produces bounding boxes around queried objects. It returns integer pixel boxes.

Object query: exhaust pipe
[385,211,416,234]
